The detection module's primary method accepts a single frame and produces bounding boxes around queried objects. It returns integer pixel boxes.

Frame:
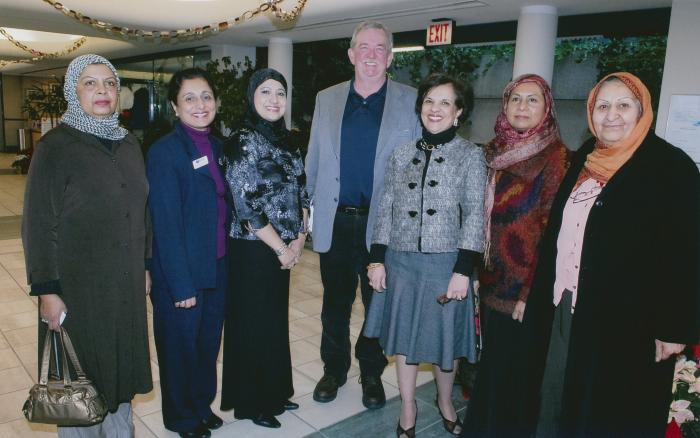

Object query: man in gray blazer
[305,20,420,409]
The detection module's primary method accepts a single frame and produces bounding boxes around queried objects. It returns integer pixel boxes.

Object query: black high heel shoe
[396,422,416,438]
[435,399,462,435]
[396,401,417,438]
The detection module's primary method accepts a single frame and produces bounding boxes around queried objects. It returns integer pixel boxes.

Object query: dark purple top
[183,123,227,258]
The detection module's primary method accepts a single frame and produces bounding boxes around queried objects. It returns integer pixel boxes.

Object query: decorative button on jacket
[373,135,487,253]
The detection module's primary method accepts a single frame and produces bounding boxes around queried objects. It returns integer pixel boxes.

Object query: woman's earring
[453,118,459,127]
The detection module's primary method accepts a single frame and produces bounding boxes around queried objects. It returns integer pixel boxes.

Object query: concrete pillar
[267,37,293,128]
[512,5,558,84]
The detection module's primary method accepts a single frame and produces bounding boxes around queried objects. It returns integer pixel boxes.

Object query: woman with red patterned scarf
[461,74,569,437]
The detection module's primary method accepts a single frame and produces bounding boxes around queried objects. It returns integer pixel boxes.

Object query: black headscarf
[245,68,290,145]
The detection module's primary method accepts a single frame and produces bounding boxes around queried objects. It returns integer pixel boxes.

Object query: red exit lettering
[426,21,452,46]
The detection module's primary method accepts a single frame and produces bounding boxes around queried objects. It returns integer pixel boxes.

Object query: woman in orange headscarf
[515,72,700,438]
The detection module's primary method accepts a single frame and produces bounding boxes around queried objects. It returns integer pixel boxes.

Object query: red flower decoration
[691,344,700,361]
[666,419,683,438]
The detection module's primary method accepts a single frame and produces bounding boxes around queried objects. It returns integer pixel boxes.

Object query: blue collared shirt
[338,78,387,208]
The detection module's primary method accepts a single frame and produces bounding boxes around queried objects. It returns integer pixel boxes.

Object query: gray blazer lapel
[331,81,351,158]
[376,79,402,155]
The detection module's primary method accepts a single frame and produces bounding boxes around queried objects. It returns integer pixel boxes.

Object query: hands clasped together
[278,235,306,270]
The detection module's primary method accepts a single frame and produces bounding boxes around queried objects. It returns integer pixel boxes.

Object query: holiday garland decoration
[42,0,308,40]
[0,0,307,69]
[0,27,88,68]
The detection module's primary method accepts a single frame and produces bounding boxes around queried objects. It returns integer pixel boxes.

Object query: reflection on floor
[0,154,467,437]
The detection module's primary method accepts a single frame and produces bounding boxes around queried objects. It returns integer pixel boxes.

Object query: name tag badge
[192,156,209,169]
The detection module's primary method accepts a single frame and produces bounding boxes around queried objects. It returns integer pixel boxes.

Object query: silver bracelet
[274,243,288,257]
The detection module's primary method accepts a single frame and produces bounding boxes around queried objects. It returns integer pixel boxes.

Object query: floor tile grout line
[293,364,326,383]
[289,409,324,436]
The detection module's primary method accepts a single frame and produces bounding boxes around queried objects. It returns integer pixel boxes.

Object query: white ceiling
[0,0,671,75]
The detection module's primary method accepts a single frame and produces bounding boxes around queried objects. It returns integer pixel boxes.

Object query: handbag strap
[38,326,89,386]
[58,327,88,380]
[38,327,73,386]
[39,326,53,385]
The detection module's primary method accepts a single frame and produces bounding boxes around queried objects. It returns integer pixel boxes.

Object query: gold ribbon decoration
[0,28,88,68]
[42,0,308,40]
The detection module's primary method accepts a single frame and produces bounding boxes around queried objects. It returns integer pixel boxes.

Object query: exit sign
[426,20,453,46]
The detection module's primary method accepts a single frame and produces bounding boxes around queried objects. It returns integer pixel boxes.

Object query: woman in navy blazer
[147,68,229,438]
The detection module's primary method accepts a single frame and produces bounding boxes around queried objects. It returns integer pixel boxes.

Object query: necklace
[417,139,439,151]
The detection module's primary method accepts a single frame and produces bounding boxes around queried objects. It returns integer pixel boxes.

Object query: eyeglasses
[570,181,604,204]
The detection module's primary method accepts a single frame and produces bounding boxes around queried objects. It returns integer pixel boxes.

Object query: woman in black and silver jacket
[364,73,486,438]
[220,68,308,429]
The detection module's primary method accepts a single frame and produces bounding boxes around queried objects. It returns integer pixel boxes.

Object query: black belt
[337,205,369,216]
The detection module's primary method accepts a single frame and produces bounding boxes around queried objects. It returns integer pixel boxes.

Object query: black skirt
[220,238,294,416]
[461,307,527,437]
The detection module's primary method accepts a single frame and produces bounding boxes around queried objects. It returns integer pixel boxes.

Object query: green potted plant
[21,77,67,129]
[204,56,257,134]
[18,77,66,173]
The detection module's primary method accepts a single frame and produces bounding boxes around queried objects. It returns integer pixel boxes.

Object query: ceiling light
[0,28,83,43]
[392,46,425,53]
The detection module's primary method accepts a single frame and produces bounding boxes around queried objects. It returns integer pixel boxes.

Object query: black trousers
[319,211,388,380]
[536,290,573,438]
[221,239,293,416]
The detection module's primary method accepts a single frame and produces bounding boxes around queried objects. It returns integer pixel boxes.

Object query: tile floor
[0,153,467,437]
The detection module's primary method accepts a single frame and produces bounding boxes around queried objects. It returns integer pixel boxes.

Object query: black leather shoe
[252,413,281,428]
[313,374,344,402]
[178,424,211,438]
[200,413,223,430]
[360,375,386,409]
[284,399,299,410]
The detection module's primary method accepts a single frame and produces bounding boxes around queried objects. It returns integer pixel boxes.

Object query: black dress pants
[319,211,388,380]
[221,239,294,417]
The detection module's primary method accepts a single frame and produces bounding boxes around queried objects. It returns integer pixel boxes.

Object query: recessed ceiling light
[0,28,83,43]
[392,46,425,53]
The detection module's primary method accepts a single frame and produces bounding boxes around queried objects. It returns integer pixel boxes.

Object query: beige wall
[3,75,23,120]
[3,75,24,148]
[656,0,700,139]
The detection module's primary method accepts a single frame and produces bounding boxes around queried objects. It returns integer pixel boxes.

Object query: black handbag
[22,326,108,426]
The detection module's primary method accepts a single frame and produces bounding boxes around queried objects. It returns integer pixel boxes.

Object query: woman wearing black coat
[516,72,700,438]
[23,54,152,438]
